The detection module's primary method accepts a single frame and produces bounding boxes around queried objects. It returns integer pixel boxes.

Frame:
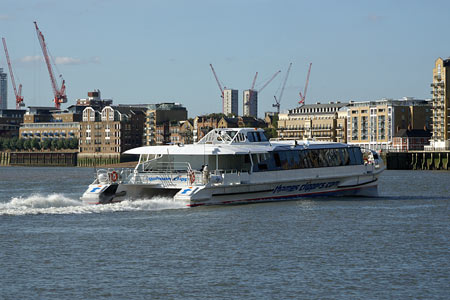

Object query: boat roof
[124,128,352,156]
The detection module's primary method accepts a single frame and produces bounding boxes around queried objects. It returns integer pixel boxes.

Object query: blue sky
[1,0,449,117]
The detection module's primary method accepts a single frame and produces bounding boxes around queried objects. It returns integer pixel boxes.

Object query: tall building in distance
[429,57,449,150]
[223,89,238,116]
[243,90,258,118]
[0,68,7,110]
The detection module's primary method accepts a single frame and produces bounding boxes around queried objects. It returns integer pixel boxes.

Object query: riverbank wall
[0,151,138,167]
[386,151,450,170]
[1,151,78,167]
[0,152,10,166]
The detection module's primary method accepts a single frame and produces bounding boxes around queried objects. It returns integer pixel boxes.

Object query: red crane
[245,70,281,105]
[34,21,67,109]
[2,37,24,109]
[209,64,226,113]
[258,70,280,93]
[273,62,292,114]
[245,72,258,105]
[299,63,312,106]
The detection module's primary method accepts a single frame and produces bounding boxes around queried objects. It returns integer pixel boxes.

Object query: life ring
[110,171,119,182]
[188,171,195,184]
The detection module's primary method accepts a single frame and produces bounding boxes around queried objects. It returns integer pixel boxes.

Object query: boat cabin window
[246,131,268,143]
[252,147,364,172]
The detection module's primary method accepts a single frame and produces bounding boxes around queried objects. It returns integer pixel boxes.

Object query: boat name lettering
[148,175,188,182]
[273,181,339,194]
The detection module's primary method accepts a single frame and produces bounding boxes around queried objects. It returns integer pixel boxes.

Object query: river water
[0,166,449,299]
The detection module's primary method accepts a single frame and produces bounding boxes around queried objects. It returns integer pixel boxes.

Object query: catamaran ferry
[81,128,384,206]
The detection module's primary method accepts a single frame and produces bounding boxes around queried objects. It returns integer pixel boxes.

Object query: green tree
[56,139,64,150]
[23,139,32,150]
[1,138,9,150]
[63,138,70,149]
[9,137,18,151]
[31,138,41,150]
[264,127,278,139]
[69,138,79,149]
[42,139,51,150]
[51,139,58,150]
[16,138,25,151]
[271,114,279,128]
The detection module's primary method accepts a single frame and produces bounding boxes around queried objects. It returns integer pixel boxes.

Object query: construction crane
[258,70,280,93]
[34,21,67,109]
[299,63,312,106]
[2,37,24,109]
[245,72,258,105]
[273,62,292,114]
[209,64,226,113]
[245,70,281,105]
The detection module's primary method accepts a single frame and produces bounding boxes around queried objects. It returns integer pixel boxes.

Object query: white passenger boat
[81,128,384,206]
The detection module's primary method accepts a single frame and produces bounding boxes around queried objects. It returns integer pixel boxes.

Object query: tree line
[0,137,79,151]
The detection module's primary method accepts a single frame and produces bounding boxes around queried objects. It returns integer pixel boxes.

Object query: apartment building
[193,115,221,142]
[277,102,348,142]
[243,90,258,118]
[79,105,145,157]
[429,57,450,149]
[165,120,194,145]
[223,89,238,116]
[347,97,432,150]
[143,103,187,145]
[0,109,25,138]
[19,106,81,141]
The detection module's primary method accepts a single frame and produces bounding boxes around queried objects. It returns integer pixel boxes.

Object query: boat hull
[182,176,379,206]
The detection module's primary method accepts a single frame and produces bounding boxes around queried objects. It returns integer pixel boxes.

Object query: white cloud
[19,55,100,65]
[55,56,82,65]
[21,55,43,63]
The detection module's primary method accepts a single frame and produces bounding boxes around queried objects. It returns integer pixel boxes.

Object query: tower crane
[257,70,280,93]
[209,64,226,113]
[245,72,258,105]
[273,62,292,114]
[34,21,67,109]
[299,63,312,106]
[245,70,281,105]
[2,37,24,109]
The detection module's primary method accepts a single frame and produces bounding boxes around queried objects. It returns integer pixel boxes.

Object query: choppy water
[0,166,449,299]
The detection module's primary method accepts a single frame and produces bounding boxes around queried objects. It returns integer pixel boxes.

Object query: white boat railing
[94,165,252,187]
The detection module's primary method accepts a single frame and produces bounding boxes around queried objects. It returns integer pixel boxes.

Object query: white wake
[0,193,188,216]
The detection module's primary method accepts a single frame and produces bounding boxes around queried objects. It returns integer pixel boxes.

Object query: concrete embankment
[386,151,450,170]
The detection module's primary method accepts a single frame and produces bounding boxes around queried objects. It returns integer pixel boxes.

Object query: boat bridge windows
[246,131,268,143]
[252,147,364,172]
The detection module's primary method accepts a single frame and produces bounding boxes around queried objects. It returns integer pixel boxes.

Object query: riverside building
[277,102,348,143]
[347,97,432,151]
[0,109,25,138]
[143,103,188,145]
[428,57,450,150]
[19,106,81,141]
[18,91,112,142]
[78,105,146,164]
